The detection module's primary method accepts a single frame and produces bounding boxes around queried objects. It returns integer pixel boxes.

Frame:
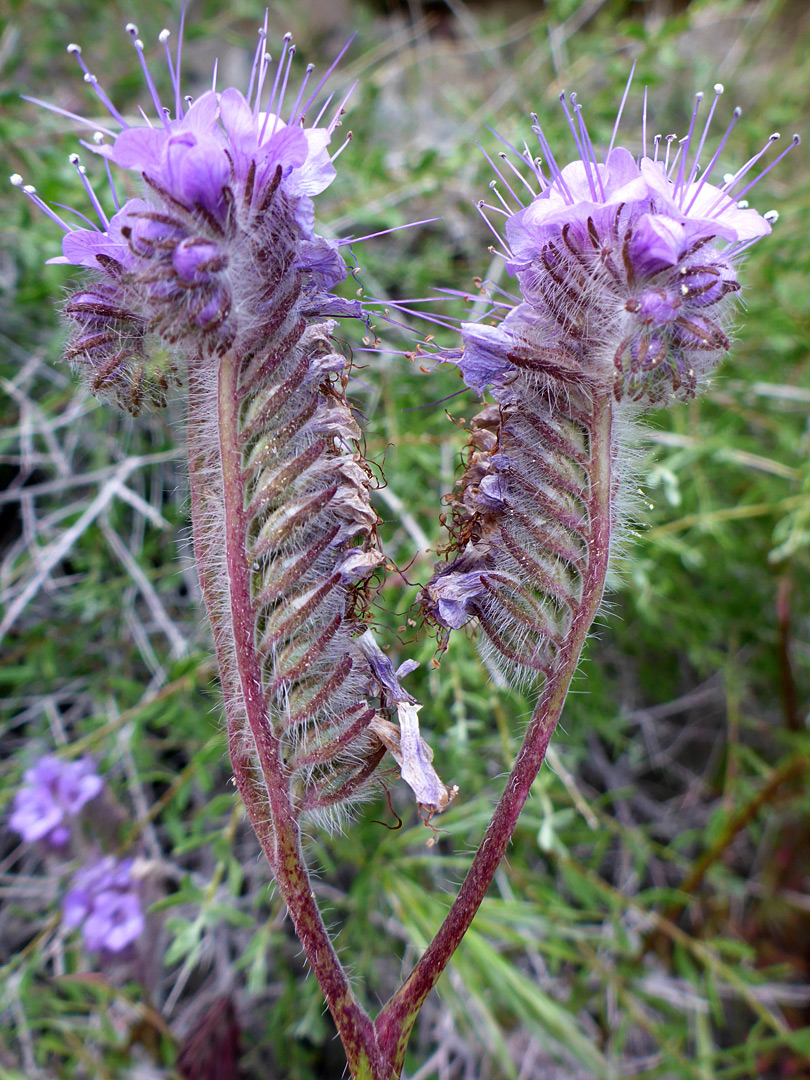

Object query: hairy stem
[187,356,381,1077]
[374,394,614,1073]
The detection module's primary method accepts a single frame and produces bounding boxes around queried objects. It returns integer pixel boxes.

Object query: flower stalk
[16,16,794,1078]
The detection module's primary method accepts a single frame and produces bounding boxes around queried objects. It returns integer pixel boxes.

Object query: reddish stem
[187,356,383,1077]
[189,356,613,1079]
[374,395,614,1073]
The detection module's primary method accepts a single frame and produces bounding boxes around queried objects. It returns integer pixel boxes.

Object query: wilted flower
[9,755,103,846]
[62,856,144,953]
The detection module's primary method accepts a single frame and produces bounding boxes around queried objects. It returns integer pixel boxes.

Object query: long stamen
[721,134,799,207]
[608,60,636,159]
[498,152,537,199]
[328,83,357,135]
[687,83,724,186]
[10,175,73,232]
[289,63,315,126]
[487,181,516,215]
[174,0,186,120]
[312,91,335,129]
[69,154,109,227]
[247,23,267,109]
[330,130,352,162]
[337,218,442,246]
[479,147,525,207]
[66,45,128,126]
[475,201,513,259]
[23,95,117,138]
[254,50,272,118]
[91,132,121,211]
[158,30,179,121]
[642,86,648,159]
[717,132,781,198]
[299,35,356,122]
[674,92,703,204]
[683,106,742,211]
[663,133,677,172]
[574,100,606,201]
[125,24,170,130]
[260,31,291,142]
[558,91,589,171]
[531,115,572,201]
[270,45,296,138]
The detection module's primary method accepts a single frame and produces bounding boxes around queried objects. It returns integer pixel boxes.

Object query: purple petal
[111,126,166,172]
[628,214,688,277]
[456,321,515,393]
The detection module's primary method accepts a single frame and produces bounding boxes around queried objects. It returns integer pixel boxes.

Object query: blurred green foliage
[1,0,809,1077]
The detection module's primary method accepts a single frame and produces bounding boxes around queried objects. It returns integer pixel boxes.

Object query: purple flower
[9,755,103,846]
[463,79,797,404]
[424,77,793,688]
[63,856,144,953]
[12,17,357,410]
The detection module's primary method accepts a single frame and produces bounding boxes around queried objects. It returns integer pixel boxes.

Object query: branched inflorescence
[422,77,796,687]
[15,16,452,833]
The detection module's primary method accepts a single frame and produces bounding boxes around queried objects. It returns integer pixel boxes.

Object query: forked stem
[188,358,613,1080]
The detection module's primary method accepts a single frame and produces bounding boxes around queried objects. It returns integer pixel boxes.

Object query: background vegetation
[1,0,809,1076]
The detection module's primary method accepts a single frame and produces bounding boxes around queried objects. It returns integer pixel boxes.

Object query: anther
[92,132,105,144]
[9,174,23,186]
[764,210,779,223]
[125,22,138,35]
[159,29,170,43]
[66,43,81,54]
[714,83,724,95]
[69,153,80,165]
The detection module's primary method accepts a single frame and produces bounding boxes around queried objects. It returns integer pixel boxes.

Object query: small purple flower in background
[62,856,144,953]
[9,755,103,846]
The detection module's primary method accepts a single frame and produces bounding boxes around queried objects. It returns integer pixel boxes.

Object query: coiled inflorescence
[423,78,794,686]
[16,17,451,822]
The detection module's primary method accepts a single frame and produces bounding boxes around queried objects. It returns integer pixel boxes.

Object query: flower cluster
[62,856,144,953]
[13,19,356,413]
[452,82,795,407]
[423,79,794,685]
[9,755,103,846]
[14,17,451,821]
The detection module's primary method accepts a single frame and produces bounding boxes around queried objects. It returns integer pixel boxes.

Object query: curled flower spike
[16,15,451,834]
[423,74,793,688]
